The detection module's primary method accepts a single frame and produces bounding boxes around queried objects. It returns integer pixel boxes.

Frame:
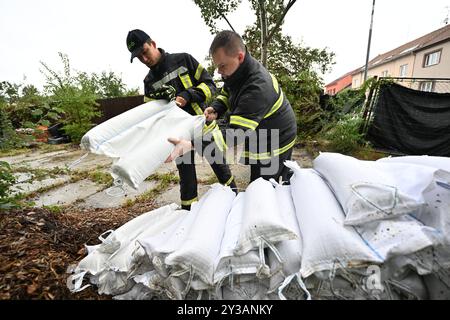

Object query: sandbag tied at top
[233,178,298,257]
[80,100,205,189]
[165,184,236,289]
[313,152,423,226]
[285,161,383,278]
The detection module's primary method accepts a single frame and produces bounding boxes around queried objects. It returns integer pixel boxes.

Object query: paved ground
[1,144,313,209]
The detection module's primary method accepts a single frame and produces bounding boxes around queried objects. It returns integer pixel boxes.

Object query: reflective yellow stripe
[202,120,217,135]
[264,90,284,119]
[194,64,204,81]
[179,74,193,89]
[181,197,198,206]
[144,96,155,102]
[197,83,212,102]
[212,127,228,152]
[224,176,234,186]
[242,138,296,160]
[270,73,279,94]
[192,102,203,115]
[242,151,272,160]
[273,138,296,156]
[230,115,259,130]
[216,95,230,110]
[221,88,229,97]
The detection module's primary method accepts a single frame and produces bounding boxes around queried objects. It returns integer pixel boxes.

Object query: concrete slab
[32,179,103,207]
[78,180,158,209]
[11,175,71,196]
[154,183,213,208]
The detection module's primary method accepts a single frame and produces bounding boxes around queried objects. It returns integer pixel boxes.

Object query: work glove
[147,84,176,101]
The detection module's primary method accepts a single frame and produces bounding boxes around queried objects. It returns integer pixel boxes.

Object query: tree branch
[266,0,296,43]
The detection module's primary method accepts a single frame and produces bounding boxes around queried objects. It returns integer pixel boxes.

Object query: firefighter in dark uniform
[126,29,236,209]
[166,30,297,183]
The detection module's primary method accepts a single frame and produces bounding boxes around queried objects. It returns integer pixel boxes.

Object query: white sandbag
[267,183,303,293]
[285,161,382,278]
[233,178,298,256]
[313,152,423,226]
[373,162,450,245]
[377,155,450,173]
[214,193,263,286]
[165,184,236,287]
[67,204,183,293]
[356,215,439,261]
[80,100,169,154]
[81,100,205,188]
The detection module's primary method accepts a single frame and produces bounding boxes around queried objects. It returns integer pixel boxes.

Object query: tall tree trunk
[258,0,268,67]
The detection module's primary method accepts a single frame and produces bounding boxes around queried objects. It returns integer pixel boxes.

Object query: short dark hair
[209,30,245,56]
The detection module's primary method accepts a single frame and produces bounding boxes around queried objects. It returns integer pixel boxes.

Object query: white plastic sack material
[214,193,263,286]
[377,155,450,173]
[373,162,450,245]
[313,152,423,226]
[356,215,439,261]
[285,161,383,278]
[165,184,236,287]
[81,100,168,154]
[233,178,298,256]
[267,183,303,294]
[81,100,205,188]
[67,204,183,293]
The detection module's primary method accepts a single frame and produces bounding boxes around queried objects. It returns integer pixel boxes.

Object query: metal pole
[364,0,376,83]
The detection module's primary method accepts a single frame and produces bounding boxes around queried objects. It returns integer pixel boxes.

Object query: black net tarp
[367,82,450,156]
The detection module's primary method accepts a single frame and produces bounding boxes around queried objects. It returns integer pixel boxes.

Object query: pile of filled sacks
[67,153,450,300]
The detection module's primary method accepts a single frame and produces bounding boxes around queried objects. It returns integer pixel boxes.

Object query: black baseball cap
[126,29,151,63]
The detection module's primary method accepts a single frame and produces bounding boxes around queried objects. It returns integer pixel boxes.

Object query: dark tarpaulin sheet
[367,82,450,156]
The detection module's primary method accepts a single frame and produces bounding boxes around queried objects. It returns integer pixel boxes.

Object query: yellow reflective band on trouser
[181,197,198,206]
[212,127,228,152]
[264,90,284,119]
[197,83,212,102]
[216,95,230,110]
[203,120,217,135]
[273,138,296,156]
[224,176,235,186]
[229,116,259,131]
[192,102,203,115]
[194,64,204,81]
[243,138,296,160]
[144,96,156,102]
[179,74,193,89]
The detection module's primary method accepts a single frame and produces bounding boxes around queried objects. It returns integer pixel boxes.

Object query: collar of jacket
[223,51,256,90]
[150,48,167,73]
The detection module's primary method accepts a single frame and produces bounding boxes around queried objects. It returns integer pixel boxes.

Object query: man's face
[212,47,244,79]
[137,41,160,67]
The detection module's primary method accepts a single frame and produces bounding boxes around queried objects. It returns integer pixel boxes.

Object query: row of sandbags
[67,153,450,299]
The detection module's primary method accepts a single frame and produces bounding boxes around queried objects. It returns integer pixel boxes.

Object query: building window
[424,50,441,67]
[399,64,408,77]
[381,70,389,77]
[420,81,434,92]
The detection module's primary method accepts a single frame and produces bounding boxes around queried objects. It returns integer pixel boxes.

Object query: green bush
[324,115,365,154]
[0,161,18,210]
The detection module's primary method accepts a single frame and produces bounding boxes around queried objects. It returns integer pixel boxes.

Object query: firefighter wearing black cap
[126,29,236,209]
[166,30,297,183]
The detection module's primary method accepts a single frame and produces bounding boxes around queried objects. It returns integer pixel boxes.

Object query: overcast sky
[1,0,449,93]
